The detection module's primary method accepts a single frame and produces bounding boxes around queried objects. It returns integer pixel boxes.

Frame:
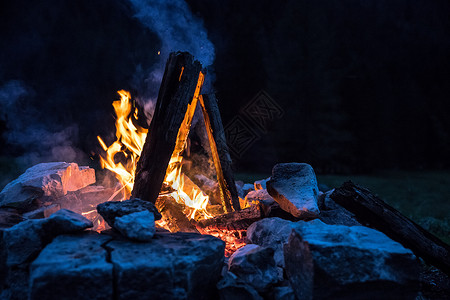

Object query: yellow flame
[97,89,211,219]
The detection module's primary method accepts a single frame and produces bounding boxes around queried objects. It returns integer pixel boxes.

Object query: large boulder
[297,220,420,299]
[108,231,225,299]
[114,210,155,242]
[3,209,92,267]
[96,198,161,228]
[248,217,420,299]
[266,163,319,219]
[29,233,113,300]
[0,162,95,209]
[2,209,92,299]
[228,244,279,292]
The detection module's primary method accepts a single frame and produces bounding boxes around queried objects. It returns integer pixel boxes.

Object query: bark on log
[199,94,240,212]
[196,205,262,230]
[132,52,203,204]
[331,181,450,275]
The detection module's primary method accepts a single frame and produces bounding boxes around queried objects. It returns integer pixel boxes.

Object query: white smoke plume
[128,0,216,120]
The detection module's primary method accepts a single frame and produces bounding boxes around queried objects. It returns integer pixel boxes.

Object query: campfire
[0,52,449,300]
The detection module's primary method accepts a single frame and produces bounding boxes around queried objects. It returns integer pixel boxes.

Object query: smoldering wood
[199,94,240,212]
[196,205,262,230]
[331,181,450,275]
[155,195,199,233]
[132,52,203,204]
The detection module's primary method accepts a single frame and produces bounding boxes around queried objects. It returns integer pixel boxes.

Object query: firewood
[196,205,262,230]
[199,94,240,212]
[155,195,199,233]
[331,181,450,275]
[132,52,203,204]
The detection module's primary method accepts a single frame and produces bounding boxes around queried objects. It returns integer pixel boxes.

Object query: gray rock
[0,208,24,229]
[246,217,302,267]
[318,209,361,226]
[97,198,162,227]
[254,178,270,190]
[23,204,60,219]
[271,285,296,300]
[266,163,320,219]
[29,233,113,300]
[248,217,420,298]
[228,244,279,292]
[0,162,95,209]
[114,210,155,242]
[283,230,314,300]
[297,220,420,299]
[245,189,275,206]
[108,231,225,299]
[217,272,263,300]
[3,209,92,267]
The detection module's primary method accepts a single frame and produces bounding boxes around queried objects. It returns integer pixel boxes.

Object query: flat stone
[228,244,279,292]
[0,162,95,209]
[114,210,155,242]
[108,231,225,299]
[97,198,161,227]
[3,209,92,267]
[266,163,319,219]
[283,229,314,300]
[29,233,113,300]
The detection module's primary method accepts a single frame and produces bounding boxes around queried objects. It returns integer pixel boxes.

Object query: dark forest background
[1,0,450,185]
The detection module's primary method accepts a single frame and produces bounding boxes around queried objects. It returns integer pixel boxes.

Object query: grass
[236,170,450,244]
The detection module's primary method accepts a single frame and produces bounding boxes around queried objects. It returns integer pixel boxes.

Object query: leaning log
[199,94,240,212]
[331,181,450,275]
[132,52,203,204]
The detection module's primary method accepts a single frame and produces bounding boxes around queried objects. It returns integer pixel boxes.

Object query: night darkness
[1,0,450,185]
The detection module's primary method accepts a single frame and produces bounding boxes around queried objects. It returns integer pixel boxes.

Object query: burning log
[199,94,240,212]
[331,181,450,275]
[132,52,203,205]
[155,195,199,233]
[196,205,263,230]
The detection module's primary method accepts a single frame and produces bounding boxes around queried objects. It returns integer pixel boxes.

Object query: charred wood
[132,52,203,204]
[199,94,240,212]
[196,205,262,230]
[155,195,199,233]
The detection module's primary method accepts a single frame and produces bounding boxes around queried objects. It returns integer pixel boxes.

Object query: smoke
[128,0,216,120]
[0,80,87,168]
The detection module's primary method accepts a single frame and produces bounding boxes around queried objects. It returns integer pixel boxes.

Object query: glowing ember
[97,89,211,219]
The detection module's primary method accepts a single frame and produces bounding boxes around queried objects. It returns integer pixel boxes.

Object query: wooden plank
[131,52,203,204]
[331,181,450,275]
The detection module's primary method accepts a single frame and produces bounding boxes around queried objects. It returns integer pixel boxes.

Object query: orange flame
[97,89,211,219]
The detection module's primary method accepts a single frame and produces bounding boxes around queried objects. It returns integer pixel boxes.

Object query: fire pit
[1,52,449,300]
